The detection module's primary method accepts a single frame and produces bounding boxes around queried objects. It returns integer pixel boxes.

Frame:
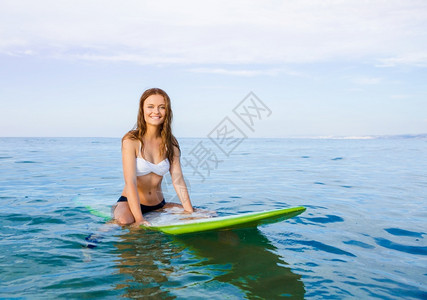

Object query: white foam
[144,207,216,226]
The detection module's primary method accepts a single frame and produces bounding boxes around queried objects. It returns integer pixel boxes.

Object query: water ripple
[374,238,427,256]
[293,240,356,257]
[343,240,375,249]
[385,228,425,238]
[304,215,344,224]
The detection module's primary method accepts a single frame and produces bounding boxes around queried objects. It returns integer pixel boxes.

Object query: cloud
[188,68,276,77]
[1,0,426,67]
[376,52,427,67]
[390,94,413,99]
[351,77,383,85]
[187,66,310,77]
[188,67,295,77]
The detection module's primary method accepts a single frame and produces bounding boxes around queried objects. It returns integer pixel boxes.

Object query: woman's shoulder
[171,136,181,157]
[122,130,137,140]
[122,132,140,148]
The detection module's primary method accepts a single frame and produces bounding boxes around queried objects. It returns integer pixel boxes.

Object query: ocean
[0,137,426,299]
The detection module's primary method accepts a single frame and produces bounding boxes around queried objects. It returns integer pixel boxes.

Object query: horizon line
[1,133,426,140]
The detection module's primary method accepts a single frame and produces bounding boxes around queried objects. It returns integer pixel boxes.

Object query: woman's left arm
[170,145,194,212]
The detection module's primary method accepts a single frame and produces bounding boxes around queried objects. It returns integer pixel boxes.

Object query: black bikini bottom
[117,195,166,213]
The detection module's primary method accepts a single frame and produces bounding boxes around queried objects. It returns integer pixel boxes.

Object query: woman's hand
[131,220,151,228]
[183,208,194,214]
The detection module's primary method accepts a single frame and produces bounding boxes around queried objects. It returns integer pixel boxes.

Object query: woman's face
[143,94,166,126]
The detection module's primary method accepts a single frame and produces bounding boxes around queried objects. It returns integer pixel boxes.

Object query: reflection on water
[114,228,305,299]
[113,231,177,299]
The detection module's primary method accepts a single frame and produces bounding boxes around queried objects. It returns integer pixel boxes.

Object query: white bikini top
[136,157,170,177]
[135,142,170,177]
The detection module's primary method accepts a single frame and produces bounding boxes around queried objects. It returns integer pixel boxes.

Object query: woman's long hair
[123,88,179,163]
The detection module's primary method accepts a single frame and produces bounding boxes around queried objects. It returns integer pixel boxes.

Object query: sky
[0,0,426,138]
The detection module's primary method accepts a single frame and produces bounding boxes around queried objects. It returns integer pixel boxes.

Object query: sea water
[0,137,426,299]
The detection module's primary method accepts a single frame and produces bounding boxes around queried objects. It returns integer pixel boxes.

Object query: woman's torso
[122,139,170,206]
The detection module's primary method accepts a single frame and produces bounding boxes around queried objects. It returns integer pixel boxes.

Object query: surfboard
[78,196,305,235]
[148,206,306,235]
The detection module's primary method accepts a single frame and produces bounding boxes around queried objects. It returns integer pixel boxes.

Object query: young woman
[113,88,194,227]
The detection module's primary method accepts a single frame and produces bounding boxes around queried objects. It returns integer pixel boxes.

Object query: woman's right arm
[170,145,194,213]
[122,138,145,224]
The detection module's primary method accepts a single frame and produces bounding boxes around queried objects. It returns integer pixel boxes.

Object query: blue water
[0,137,426,299]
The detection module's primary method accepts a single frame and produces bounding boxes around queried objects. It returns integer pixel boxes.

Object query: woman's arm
[122,138,146,223]
[170,145,194,212]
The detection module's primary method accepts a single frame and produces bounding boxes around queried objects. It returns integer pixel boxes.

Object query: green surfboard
[148,206,306,235]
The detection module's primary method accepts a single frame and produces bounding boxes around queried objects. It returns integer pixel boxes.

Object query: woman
[113,88,194,227]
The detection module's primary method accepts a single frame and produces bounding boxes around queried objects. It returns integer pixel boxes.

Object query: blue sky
[0,0,426,138]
